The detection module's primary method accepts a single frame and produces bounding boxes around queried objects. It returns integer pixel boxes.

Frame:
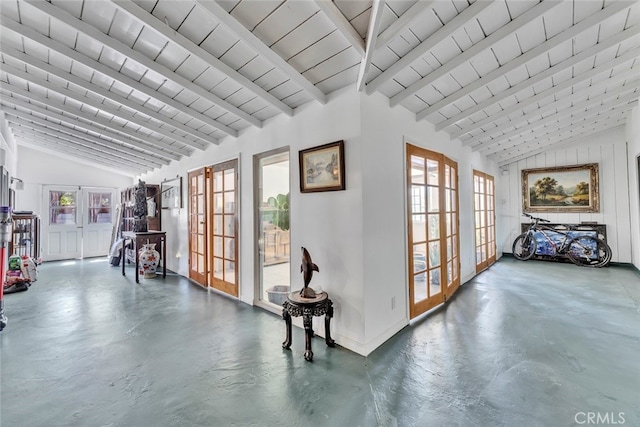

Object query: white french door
[42,185,115,261]
[82,187,116,258]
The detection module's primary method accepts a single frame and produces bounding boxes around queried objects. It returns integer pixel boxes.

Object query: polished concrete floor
[1,257,639,426]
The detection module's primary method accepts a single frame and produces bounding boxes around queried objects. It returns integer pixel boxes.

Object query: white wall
[359,91,500,353]
[140,86,367,352]
[498,125,632,263]
[139,86,503,356]
[626,106,640,269]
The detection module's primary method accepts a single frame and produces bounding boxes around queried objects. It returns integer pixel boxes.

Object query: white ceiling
[0,0,638,176]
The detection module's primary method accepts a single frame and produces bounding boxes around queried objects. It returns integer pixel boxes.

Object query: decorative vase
[138,243,160,279]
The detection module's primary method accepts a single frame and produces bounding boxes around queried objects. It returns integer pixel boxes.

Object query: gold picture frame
[299,140,345,193]
[522,163,599,213]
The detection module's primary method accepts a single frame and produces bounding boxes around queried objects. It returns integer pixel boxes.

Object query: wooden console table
[282,291,335,361]
[121,231,166,283]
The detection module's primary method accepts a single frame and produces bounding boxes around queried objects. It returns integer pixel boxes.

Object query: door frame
[473,170,497,273]
[406,144,461,319]
[188,168,209,286]
[208,158,239,297]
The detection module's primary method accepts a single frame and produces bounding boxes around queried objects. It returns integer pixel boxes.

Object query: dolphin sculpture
[300,247,319,298]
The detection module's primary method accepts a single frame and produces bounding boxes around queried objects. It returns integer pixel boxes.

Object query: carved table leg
[282,307,292,350]
[303,314,314,361]
[325,299,336,347]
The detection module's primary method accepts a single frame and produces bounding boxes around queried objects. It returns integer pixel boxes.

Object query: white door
[82,188,116,258]
[43,186,82,261]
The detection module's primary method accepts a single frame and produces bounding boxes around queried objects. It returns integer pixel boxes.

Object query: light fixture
[10,177,24,190]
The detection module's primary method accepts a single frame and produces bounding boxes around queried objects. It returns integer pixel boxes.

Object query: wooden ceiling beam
[447,49,640,138]
[366,0,493,95]
[314,0,365,56]
[196,0,327,105]
[2,110,168,167]
[24,0,261,128]
[12,129,149,172]
[110,0,293,117]
[1,44,222,147]
[474,91,639,153]
[0,85,189,158]
[1,61,208,151]
[374,1,436,51]
[0,15,240,140]
[417,1,632,119]
[356,0,385,91]
[495,116,630,166]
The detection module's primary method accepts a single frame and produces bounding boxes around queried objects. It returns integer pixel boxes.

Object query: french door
[42,185,115,261]
[210,159,238,297]
[473,170,496,273]
[188,168,209,286]
[188,160,239,297]
[406,144,460,319]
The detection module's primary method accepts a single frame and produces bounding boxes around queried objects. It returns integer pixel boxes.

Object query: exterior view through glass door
[210,159,238,297]
[406,144,460,319]
[473,170,496,273]
[255,148,290,308]
[43,186,82,261]
[82,188,115,258]
[42,185,115,261]
[188,168,209,286]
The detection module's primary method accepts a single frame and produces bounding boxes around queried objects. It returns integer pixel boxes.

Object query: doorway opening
[254,148,290,308]
[406,144,460,319]
[473,170,496,273]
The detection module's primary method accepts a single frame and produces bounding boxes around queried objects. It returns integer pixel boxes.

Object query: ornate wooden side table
[282,291,335,361]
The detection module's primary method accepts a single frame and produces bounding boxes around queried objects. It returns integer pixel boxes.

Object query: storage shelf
[10,213,41,261]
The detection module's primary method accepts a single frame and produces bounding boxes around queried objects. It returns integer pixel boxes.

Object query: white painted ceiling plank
[12,128,151,171]
[15,134,144,174]
[2,110,168,167]
[463,67,639,146]
[424,25,639,124]
[1,45,227,145]
[24,0,262,129]
[366,0,492,95]
[375,0,436,50]
[314,0,365,56]
[494,117,630,165]
[7,118,162,169]
[0,58,211,151]
[111,0,293,117]
[478,95,638,153]
[417,1,633,120]
[195,0,327,105]
[389,1,560,105]
[496,120,628,166]
[0,15,240,140]
[0,85,188,157]
[443,47,640,135]
[18,138,139,176]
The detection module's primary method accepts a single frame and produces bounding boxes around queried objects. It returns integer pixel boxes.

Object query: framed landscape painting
[522,163,599,213]
[299,140,345,193]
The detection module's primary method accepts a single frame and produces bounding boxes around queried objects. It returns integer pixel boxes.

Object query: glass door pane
[255,148,290,307]
[210,159,238,297]
[407,145,460,319]
[188,168,208,286]
[474,170,496,273]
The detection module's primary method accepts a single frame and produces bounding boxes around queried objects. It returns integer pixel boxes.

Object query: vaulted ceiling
[0,0,638,176]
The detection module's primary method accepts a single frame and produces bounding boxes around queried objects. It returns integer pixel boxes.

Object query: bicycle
[512,213,612,267]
